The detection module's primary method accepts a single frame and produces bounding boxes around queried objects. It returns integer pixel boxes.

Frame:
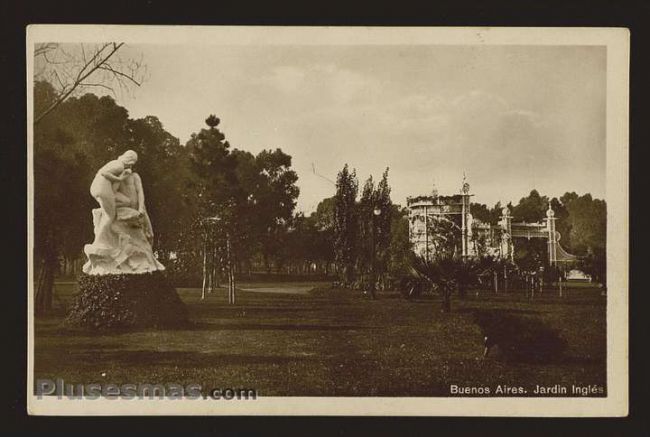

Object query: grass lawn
[34,282,606,397]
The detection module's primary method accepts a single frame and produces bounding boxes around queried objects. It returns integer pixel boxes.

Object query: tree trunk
[211,243,219,289]
[207,243,214,294]
[201,236,207,300]
[226,235,236,305]
[441,289,452,313]
[345,264,354,287]
[35,240,58,315]
[458,284,467,299]
[442,291,451,313]
[36,260,55,314]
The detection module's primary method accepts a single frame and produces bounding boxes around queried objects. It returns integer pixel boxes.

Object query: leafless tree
[33,42,147,124]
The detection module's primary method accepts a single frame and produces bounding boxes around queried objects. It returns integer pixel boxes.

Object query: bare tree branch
[73,43,112,84]
[34,43,58,57]
[98,64,142,86]
[34,42,143,124]
[79,83,115,93]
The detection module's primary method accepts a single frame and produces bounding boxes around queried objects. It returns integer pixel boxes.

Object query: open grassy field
[34,282,606,397]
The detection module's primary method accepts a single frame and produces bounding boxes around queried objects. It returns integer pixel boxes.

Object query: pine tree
[374,168,393,282]
[186,115,240,302]
[333,164,359,285]
[357,175,375,281]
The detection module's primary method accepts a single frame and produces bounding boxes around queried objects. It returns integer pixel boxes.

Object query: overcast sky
[111,44,606,213]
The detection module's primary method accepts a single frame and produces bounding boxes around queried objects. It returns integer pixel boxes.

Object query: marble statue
[83,150,165,275]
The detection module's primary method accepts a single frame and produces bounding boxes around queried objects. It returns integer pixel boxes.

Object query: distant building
[566,269,592,282]
[407,189,479,259]
[406,178,576,266]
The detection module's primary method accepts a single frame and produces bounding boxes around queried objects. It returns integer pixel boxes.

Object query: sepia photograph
[26,26,629,416]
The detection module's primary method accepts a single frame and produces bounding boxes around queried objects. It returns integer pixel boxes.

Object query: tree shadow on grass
[559,354,606,366]
[59,350,320,367]
[189,306,322,316]
[472,310,568,364]
[457,307,541,316]
[541,298,606,306]
[39,321,375,337]
[187,322,376,331]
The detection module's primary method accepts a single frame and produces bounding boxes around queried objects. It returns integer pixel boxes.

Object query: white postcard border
[26,25,629,417]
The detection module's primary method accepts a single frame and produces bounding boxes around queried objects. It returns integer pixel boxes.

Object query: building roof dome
[546,205,555,218]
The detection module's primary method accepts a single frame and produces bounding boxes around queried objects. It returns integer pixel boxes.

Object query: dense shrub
[65,271,189,331]
[473,310,568,363]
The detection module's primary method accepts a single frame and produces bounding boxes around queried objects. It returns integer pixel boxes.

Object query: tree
[333,164,359,285]
[229,149,265,274]
[355,168,394,295]
[560,192,606,255]
[471,201,502,225]
[405,254,485,312]
[313,197,335,230]
[511,189,548,223]
[580,247,606,286]
[387,205,412,282]
[281,213,322,275]
[245,148,300,273]
[309,197,336,275]
[470,203,491,224]
[402,213,488,311]
[34,42,146,124]
[558,192,606,286]
[186,115,240,301]
[507,190,606,282]
[374,168,393,284]
[357,175,375,283]
[186,115,301,298]
[510,190,550,272]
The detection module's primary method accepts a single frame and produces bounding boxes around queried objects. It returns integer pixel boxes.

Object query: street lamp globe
[373,207,381,216]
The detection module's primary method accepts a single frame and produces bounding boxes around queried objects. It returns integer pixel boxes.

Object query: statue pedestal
[64,271,189,331]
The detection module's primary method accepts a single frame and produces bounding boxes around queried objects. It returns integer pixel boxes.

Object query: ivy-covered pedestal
[65,271,189,331]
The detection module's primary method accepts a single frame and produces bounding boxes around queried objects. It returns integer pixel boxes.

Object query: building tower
[460,174,471,257]
[499,206,513,261]
[546,204,558,266]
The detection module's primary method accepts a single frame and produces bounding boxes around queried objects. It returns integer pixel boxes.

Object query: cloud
[124,44,604,212]
[451,90,509,113]
[256,63,383,108]
[262,66,307,93]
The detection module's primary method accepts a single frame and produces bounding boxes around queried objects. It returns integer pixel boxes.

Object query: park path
[176,281,329,297]
[238,286,314,295]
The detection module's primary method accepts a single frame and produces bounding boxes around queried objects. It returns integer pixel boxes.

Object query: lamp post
[369,206,382,299]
